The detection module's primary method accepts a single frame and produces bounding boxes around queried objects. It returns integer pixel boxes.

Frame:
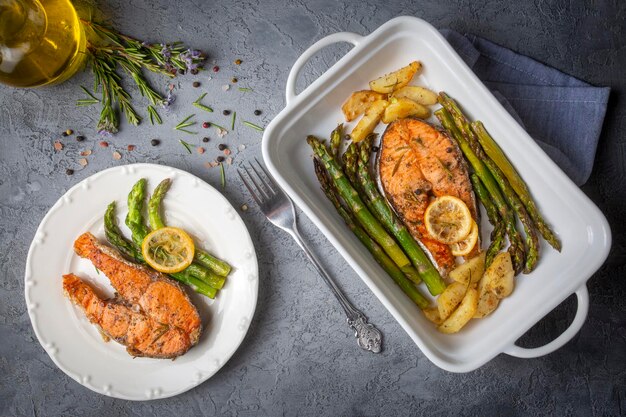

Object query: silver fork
[238,158,382,353]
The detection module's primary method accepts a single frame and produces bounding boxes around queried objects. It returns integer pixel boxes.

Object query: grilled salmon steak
[65,232,202,358]
[63,274,194,358]
[379,118,478,275]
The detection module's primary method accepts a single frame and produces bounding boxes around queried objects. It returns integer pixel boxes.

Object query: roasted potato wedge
[449,252,486,286]
[341,90,387,122]
[437,281,467,320]
[423,307,444,325]
[484,251,515,298]
[391,85,438,106]
[381,98,430,123]
[369,61,422,94]
[438,288,478,334]
[349,99,388,142]
[473,290,500,318]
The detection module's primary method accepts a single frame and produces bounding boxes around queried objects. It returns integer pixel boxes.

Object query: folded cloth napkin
[440,29,610,186]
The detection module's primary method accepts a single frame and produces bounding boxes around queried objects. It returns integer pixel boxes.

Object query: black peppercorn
[190,68,199,75]
[216,156,225,162]
[66,168,74,175]
[202,137,210,143]
[231,77,238,83]
[223,110,231,116]
[372,146,380,152]
[192,81,201,88]
[178,69,185,75]
[150,139,160,146]
[254,110,262,116]
[76,135,85,142]
[218,144,227,151]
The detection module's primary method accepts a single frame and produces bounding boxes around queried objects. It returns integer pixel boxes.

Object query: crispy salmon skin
[379,118,479,274]
[66,232,202,358]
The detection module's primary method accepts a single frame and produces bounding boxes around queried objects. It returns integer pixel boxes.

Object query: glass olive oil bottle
[0,0,86,87]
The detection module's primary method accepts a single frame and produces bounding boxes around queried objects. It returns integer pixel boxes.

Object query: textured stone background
[1,0,625,416]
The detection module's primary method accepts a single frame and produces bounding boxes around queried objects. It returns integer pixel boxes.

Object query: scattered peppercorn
[212,66,220,72]
[66,168,74,175]
[372,146,380,152]
[192,81,201,88]
[218,143,227,151]
[202,122,210,128]
[76,135,85,142]
[150,139,160,146]
[231,77,238,83]
[223,110,231,116]
[234,59,242,65]
[190,68,199,75]
[99,141,109,148]
[216,156,225,162]
[127,144,136,151]
[62,129,73,136]
[178,69,186,75]
[254,109,262,116]
[202,137,210,143]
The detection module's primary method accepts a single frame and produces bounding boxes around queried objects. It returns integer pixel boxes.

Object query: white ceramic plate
[262,16,611,372]
[24,163,258,400]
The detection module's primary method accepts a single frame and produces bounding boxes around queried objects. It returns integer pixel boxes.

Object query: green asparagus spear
[307,135,418,283]
[343,142,359,186]
[330,123,343,161]
[148,178,232,279]
[435,108,525,273]
[472,120,561,251]
[125,178,150,247]
[470,174,506,267]
[357,144,447,294]
[440,94,539,272]
[104,201,217,298]
[314,159,429,309]
[148,178,170,230]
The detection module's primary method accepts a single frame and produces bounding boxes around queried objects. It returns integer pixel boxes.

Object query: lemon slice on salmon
[142,227,195,273]
[450,220,479,256]
[424,196,473,244]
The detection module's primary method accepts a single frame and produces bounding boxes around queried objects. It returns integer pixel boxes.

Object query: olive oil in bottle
[0,0,86,87]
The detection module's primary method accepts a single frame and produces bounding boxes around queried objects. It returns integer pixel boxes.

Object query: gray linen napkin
[440,29,610,186]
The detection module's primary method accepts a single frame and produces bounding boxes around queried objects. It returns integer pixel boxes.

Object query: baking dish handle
[286,32,363,105]
[504,284,589,359]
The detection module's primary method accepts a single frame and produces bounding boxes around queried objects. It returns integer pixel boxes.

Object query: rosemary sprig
[179,139,194,154]
[220,163,226,189]
[231,112,236,130]
[192,93,213,113]
[147,105,162,124]
[79,18,206,134]
[174,114,197,134]
[238,87,253,92]
[242,121,264,131]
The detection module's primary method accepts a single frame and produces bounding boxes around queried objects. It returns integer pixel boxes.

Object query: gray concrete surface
[1,0,625,416]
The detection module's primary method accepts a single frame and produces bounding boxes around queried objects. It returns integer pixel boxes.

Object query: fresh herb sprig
[242,121,264,131]
[174,114,197,134]
[192,93,213,113]
[80,19,206,135]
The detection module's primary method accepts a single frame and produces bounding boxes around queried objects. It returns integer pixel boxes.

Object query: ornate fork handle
[288,228,383,353]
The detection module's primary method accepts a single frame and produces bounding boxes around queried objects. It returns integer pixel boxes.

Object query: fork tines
[237,158,278,204]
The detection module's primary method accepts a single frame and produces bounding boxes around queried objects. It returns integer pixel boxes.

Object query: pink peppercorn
[212,66,219,72]
[202,122,210,128]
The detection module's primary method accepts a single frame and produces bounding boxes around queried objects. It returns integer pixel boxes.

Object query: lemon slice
[424,196,473,244]
[141,227,195,273]
[450,220,479,256]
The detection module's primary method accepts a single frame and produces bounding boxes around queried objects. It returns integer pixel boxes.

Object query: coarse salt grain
[218,128,227,138]
[127,145,136,151]
[237,144,246,151]
[112,151,122,160]
[226,157,233,165]
[78,158,88,167]
[204,162,213,169]
[99,141,109,148]
[197,147,205,154]
[224,148,231,156]
[221,84,230,91]
[80,150,92,156]
[53,141,63,151]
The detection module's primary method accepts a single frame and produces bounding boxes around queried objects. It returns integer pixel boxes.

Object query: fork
[238,158,382,353]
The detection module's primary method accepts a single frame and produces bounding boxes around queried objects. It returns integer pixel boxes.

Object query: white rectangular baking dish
[261,16,611,372]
